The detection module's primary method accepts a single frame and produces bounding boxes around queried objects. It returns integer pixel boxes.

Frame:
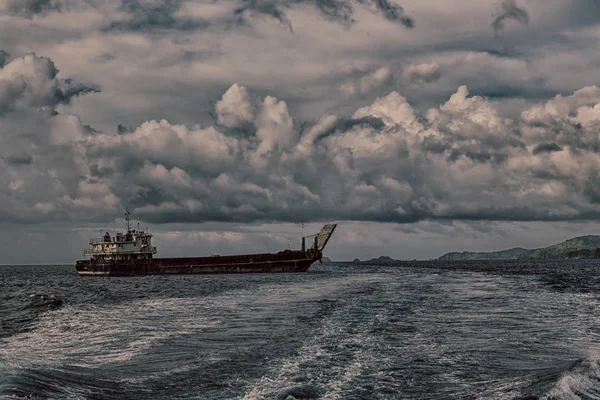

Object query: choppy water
[2,261,600,399]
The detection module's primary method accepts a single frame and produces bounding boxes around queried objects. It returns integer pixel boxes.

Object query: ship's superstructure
[84,209,156,263]
[76,210,337,277]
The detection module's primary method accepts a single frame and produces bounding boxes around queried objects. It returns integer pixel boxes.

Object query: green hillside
[438,235,600,261]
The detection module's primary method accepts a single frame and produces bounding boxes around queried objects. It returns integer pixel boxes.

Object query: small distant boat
[76,209,337,277]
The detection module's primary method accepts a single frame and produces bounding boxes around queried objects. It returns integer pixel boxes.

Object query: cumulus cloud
[339,61,441,98]
[215,83,255,128]
[402,61,441,85]
[520,86,600,152]
[4,53,600,227]
[0,54,104,223]
[492,0,529,33]
[340,66,393,97]
[251,95,295,167]
[0,53,99,115]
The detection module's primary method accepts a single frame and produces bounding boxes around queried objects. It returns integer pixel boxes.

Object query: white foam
[1,274,385,373]
[241,287,393,400]
[542,351,600,400]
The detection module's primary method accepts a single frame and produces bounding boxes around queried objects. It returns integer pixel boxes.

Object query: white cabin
[83,209,157,261]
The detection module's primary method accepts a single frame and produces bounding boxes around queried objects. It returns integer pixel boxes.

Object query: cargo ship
[76,210,337,276]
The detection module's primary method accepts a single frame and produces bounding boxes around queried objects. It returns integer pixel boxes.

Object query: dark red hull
[75,250,318,276]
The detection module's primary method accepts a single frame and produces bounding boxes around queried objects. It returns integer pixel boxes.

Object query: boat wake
[539,352,600,400]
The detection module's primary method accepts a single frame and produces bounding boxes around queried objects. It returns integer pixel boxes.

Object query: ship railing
[84,249,115,256]
[84,248,156,256]
[89,238,112,244]
[89,237,143,245]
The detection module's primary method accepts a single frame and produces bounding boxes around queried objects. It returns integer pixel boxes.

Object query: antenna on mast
[301,221,304,238]
[125,207,131,232]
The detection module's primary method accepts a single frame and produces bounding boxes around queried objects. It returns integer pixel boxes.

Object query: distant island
[439,235,600,260]
[351,256,401,265]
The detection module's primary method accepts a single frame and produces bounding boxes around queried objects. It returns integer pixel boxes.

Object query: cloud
[234,0,414,29]
[57,78,101,103]
[109,0,211,32]
[95,83,600,224]
[3,53,600,227]
[340,66,393,97]
[235,0,293,29]
[0,54,104,223]
[492,0,529,33]
[339,61,442,99]
[356,0,414,27]
[0,53,99,115]
[215,83,255,128]
[0,0,62,17]
[532,142,562,155]
[0,0,593,142]
[0,50,8,68]
[403,61,441,85]
[0,1,599,262]
[352,90,417,127]
[251,94,295,167]
[2,153,34,165]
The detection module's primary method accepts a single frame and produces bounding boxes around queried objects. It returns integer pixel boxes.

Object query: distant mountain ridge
[439,235,600,260]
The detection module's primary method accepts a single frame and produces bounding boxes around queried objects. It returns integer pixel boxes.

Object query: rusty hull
[75,250,319,276]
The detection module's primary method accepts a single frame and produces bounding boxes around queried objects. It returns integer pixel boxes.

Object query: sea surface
[2,261,600,399]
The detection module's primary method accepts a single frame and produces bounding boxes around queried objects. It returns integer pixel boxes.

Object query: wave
[0,365,148,400]
[516,353,600,400]
[28,294,65,310]
[540,352,600,400]
[0,294,66,339]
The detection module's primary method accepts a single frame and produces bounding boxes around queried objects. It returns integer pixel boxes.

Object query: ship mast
[125,207,132,232]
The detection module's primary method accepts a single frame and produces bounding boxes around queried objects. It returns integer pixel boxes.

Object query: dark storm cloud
[492,0,529,33]
[421,132,515,164]
[105,0,413,33]
[0,51,8,68]
[117,124,134,135]
[420,135,449,155]
[359,0,413,27]
[0,54,100,115]
[234,0,293,28]
[235,0,414,29]
[2,154,33,165]
[109,0,207,31]
[3,0,60,17]
[89,164,114,179]
[57,78,101,104]
[317,115,385,137]
[532,142,562,155]
[314,0,353,24]
[448,148,508,164]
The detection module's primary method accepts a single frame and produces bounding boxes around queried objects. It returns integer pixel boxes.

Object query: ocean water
[1,261,600,399]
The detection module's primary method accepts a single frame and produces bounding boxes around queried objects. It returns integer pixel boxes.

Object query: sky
[0,0,599,263]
